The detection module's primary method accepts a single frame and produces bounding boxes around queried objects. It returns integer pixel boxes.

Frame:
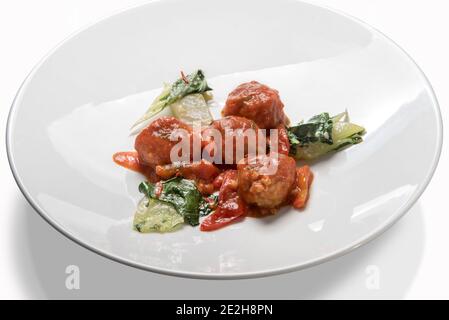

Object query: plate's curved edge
[5,0,444,280]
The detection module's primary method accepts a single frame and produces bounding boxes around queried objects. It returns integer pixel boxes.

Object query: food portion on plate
[113,70,365,233]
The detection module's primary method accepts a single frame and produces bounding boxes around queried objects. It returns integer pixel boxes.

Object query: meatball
[222,81,287,129]
[237,153,296,208]
[135,116,193,167]
[273,124,291,155]
[202,116,266,164]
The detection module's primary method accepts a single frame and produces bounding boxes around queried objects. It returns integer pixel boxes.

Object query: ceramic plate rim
[5,0,443,279]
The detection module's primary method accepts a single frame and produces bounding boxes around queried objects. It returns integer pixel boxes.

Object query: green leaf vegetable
[131,69,212,130]
[170,93,214,127]
[133,197,184,233]
[289,112,334,146]
[139,177,203,226]
[288,110,365,160]
[199,192,219,217]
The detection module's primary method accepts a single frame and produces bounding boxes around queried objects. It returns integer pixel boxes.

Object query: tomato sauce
[291,165,313,209]
[112,151,159,183]
[276,124,291,155]
[200,170,247,231]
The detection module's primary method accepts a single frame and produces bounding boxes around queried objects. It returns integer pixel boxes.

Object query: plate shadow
[11,192,424,299]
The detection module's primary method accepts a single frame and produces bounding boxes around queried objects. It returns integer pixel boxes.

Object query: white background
[0,0,447,299]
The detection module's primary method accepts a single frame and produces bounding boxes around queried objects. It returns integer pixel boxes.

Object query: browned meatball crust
[222,81,287,129]
[237,153,296,208]
[135,116,193,167]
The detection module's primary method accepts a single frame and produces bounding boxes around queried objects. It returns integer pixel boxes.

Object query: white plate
[6,0,442,279]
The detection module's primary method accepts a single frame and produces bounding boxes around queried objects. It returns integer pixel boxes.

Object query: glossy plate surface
[7,0,442,278]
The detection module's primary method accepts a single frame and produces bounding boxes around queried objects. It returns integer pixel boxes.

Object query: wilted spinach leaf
[288,112,333,146]
[139,177,203,226]
[132,69,212,129]
[287,111,365,160]
[167,69,212,105]
[199,193,219,217]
